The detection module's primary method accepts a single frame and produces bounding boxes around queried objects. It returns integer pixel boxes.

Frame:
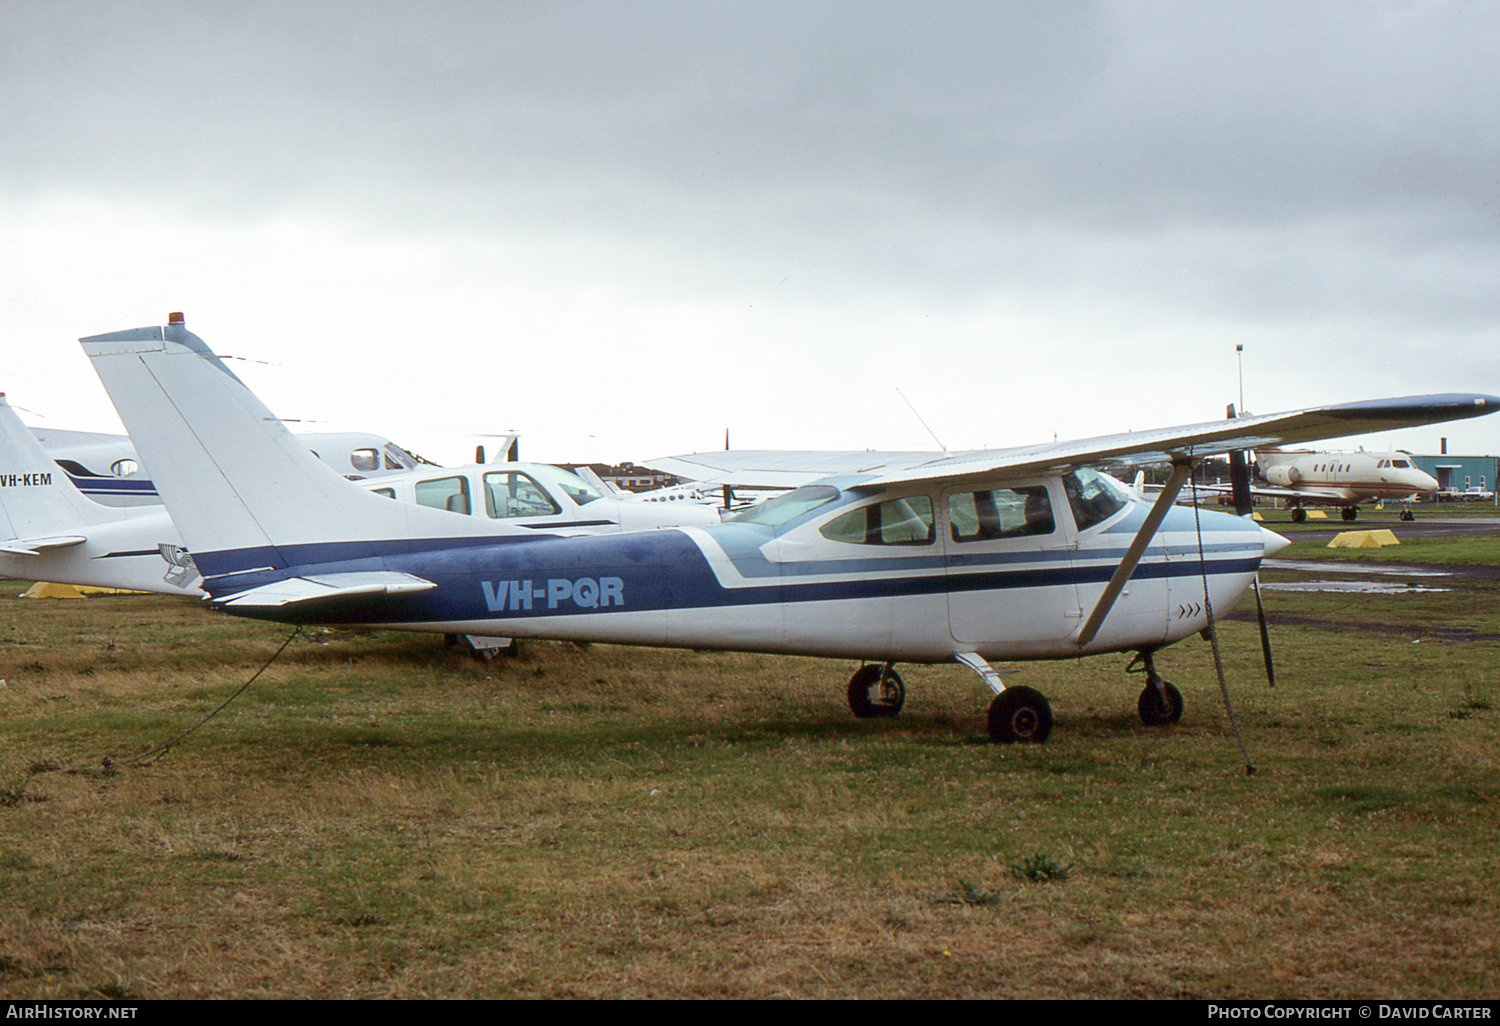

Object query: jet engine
[1263,464,1301,487]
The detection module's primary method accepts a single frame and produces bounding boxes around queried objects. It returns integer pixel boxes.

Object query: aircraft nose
[1260,525,1291,557]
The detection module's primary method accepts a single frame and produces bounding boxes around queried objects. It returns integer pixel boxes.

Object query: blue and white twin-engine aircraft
[79,317,1499,743]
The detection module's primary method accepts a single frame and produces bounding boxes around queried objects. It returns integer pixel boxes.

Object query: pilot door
[942,480,1082,653]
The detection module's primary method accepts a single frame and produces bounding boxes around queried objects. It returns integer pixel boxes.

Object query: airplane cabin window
[110,459,139,477]
[731,486,841,527]
[949,486,1054,542]
[1063,468,1127,531]
[819,496,935,545]
[415,476,471,515]
[483,472,561,518]
[373,488,396,499]
[350,449,380,473]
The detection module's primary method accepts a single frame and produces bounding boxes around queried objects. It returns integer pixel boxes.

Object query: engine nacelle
[1263,464,1302,487]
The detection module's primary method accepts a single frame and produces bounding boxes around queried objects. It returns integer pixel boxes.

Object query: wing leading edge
[649,394,1499,490]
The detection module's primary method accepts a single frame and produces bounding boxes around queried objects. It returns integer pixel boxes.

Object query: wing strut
[1077,458,1195,647]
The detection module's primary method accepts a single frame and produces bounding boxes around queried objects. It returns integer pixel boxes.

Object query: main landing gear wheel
[1137,681,1184,726]
[1291,507,1307,523]
[1399,509,1415,522]
[987,686,1053,744]
[1341,506,1358,521]
[848,663,905,719]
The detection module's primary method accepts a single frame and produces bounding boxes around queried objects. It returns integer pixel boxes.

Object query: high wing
[647,394,1499,490]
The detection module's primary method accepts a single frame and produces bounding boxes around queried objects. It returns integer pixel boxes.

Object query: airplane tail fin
[0,393,138,543]
[80,316,510,586]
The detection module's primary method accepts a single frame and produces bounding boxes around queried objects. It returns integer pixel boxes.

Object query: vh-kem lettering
[0,472,52,487]
[482,576,624,613]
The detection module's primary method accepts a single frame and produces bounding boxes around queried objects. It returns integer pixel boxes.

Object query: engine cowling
[1264,464,1302,487]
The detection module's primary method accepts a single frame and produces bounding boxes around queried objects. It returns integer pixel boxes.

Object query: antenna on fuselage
[895,388,946,454]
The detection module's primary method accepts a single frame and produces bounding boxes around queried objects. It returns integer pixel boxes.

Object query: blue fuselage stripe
[199,527,1263,625]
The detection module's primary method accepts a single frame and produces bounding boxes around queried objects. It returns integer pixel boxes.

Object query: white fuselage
[1257,449,1437,504]
[256,469,1284,665]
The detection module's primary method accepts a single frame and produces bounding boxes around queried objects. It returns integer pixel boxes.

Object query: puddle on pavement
[1259,580,1450,594]
[1264,559,1452,577]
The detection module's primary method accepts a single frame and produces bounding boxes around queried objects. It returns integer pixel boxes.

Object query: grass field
[1,558,1497,999]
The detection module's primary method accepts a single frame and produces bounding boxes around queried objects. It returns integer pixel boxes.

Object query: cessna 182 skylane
[79,317,1499,743]
[0,392,717,599]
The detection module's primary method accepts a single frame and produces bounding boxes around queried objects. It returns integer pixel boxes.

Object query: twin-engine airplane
[78,316,1499,742]
[1249,449,1438,522]
[33,423,427,506]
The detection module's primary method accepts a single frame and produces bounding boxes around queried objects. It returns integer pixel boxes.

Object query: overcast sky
[5,0,1499,465]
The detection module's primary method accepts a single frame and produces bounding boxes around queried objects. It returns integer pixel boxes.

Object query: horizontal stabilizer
[217,571,438,608]
[0,535,88,556]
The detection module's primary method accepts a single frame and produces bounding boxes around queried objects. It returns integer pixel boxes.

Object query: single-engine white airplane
[0,390,717,601]
[78,316,1499,742]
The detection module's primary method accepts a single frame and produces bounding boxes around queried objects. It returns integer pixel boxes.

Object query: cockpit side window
[819,496,934,545]
[483,472,562,519]
[415,475,471,515]
[949,486,1054,541]
[350,448,380,473]
[1062,468,1127,531]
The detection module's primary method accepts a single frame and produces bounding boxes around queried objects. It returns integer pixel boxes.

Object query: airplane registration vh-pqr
[78,315,1499,743]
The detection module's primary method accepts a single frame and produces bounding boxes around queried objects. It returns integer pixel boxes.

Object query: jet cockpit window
[731,485,841,527]
[350,448,380,473]
[483,472,562,519]
[819,496,934,546]
[1063,468,1127,531]
[949,486,1054,541]
[528,465,604,507]
[415,475,471,515]
[1392,459,1410,468]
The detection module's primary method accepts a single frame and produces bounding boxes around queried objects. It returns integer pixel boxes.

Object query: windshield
[730,486,842,527]
[528,465,605,506]
[1062,468,1128,531]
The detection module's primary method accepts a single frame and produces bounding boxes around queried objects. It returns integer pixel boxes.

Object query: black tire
[1137,681,1184,726]
[1341,506,1358,521]
[848,664,904,718]
[987,687,1053,743]
[1291,508,1307,523]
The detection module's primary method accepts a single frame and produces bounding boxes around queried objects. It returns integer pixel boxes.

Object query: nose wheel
[1129,650,1184,726]
[847,662,905,718]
